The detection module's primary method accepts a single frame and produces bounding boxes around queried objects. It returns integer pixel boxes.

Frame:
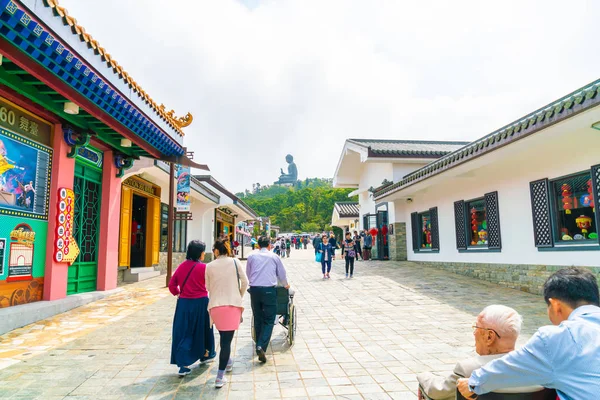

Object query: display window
[467,198,488,246]
[419,212,432,248]
[160,203,187,252]
[552,172,596,243]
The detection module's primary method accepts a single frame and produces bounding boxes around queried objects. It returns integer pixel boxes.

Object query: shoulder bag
[178,262,199,298]
[232,258,244,323]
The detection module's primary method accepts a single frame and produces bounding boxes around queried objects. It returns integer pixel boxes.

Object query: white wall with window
[383,107,600,267]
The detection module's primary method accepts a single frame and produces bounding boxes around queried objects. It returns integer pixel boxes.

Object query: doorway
[130,194,148,268]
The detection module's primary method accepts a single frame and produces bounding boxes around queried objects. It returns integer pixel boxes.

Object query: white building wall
[401,132,600,267]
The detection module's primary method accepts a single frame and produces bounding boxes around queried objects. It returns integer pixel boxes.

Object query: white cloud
[61,0,600,192]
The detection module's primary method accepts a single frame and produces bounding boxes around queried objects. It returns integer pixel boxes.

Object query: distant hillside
[236,178,356,233]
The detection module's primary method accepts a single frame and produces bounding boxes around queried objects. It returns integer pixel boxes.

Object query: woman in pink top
[168,240,215,376]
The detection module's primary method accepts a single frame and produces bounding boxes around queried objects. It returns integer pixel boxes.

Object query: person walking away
[457,267,600,400]
[328,232,337,254]
[246,236,290,363]
[342,232,356,278]
[312,234,322,255]
[303,236,308,249]
[353,230,362,261]
[280,238,286,258]
[285,238,291,258]
[362,229,372,260]
[206,239,248,388]
[318,234,335,279]
[169,240,216,376]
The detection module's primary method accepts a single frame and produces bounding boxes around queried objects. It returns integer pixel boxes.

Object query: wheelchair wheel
[287,304,297,346]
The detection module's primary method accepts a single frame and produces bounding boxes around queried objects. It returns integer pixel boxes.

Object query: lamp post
[166,162,175,286]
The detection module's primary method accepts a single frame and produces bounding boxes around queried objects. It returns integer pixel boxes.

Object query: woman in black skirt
[168,240,216,376]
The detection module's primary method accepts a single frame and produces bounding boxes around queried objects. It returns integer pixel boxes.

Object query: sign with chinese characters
[176,165,190,212]
[54,188,80,264]
[123,176,159,197]
[8,223,35,281]
[0,97,52,146]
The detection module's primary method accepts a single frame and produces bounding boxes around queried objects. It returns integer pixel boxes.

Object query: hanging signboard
[176,164,190,212]
[54,188,80,264]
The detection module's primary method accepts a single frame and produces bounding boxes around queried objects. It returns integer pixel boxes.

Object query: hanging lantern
[587,179,595,212]
[381,224,388,245]
[369,227,378,238]
[470,207,478,232]
[561,183,573,214]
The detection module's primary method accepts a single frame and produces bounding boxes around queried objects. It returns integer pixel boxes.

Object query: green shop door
[68,162,102,295]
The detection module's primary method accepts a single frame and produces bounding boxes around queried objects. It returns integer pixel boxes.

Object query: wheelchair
[251,287,297,346]
[419,384,556,400]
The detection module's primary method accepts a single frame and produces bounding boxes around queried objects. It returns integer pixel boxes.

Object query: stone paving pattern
[0,248,549,399]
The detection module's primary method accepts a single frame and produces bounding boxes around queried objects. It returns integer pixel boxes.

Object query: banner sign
[176,164,190,212]
[54,188,80,264]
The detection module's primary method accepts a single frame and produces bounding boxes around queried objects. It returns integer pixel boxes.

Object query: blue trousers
[321,259,332,274]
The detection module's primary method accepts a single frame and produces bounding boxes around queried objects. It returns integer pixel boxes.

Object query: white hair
[479,305,523,340]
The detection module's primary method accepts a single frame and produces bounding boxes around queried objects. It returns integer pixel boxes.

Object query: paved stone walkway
[0,248,548,399]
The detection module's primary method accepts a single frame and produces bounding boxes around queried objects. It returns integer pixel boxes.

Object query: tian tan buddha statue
[276,154,298,185]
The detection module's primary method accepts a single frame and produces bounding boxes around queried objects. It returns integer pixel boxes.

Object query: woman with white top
[205,239,249,388]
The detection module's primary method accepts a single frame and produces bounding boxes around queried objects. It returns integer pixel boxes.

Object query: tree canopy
[236,178,356,232]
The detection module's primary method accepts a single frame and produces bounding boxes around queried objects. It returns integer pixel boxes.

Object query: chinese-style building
[0,0,198,311]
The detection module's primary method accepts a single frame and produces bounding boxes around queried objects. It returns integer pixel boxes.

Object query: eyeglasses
[471,324,501,339]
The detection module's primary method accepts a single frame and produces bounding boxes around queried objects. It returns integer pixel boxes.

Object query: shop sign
[216,209,234,224]
[8,223,35,281]
[54,188,80,264]
[176,164,190,212]
[76,146,103,169]
[123,177,157,197]
[0,127,52,220]
[0,97,52,146]
[0,239,5,275]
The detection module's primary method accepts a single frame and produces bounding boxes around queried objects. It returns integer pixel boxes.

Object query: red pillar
[43,124,74,301]
[96,151,121,291]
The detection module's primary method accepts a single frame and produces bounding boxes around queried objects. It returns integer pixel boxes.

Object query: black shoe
[256,346,267,363]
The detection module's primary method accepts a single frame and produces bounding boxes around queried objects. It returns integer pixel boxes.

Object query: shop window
[467,198,487,247]
[159,204,188,253]
[454,192,502,251]
[530,167,600,250]
[411,207,439,252]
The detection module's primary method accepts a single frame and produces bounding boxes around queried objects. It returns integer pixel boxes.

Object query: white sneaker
[226,359,234,373]
[215,376,228,388]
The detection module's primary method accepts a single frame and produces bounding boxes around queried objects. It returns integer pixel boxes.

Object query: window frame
[417,211,433,251]
[465,197,488,249]
[544,170,599,251]
[159,203,188,253]
[455,192,502,253]
[412,207,440,253]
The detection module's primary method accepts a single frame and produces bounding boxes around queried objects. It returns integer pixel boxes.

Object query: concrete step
[124,267,161,283]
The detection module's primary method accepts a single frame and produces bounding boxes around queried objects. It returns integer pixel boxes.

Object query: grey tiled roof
[334,202,360,218]
[375,78,600,199]
[349,139,469,158]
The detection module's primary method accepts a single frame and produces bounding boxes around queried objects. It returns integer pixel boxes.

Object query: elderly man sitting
[417,305,522,400]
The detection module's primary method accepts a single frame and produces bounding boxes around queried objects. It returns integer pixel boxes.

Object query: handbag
[232,259,244,323]
[315,252,322,263]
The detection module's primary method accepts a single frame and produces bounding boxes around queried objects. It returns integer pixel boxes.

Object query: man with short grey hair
[417,305,523,400]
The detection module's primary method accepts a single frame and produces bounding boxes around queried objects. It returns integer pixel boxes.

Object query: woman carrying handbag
[317,234,335,279]
[168,240,216,376]
[206,239,249,388]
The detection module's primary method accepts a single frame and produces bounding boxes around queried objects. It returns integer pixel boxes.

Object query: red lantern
[381,224,388,244]
[471,207,478,232]
[561,183,573,214]
[588,179,595,212]
[369,227,378,238]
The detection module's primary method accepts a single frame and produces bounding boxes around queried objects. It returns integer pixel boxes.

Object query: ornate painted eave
[42,0,192,137]
[0,0,188,157]
[374,78,600,200]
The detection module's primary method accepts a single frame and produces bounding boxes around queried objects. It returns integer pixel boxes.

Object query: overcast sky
[61,0,600,193]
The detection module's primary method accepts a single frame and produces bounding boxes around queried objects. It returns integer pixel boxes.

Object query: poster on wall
[0,238,5,275]
[176,164,190,212]
[8,223,35,281]
[0,128,52,220]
